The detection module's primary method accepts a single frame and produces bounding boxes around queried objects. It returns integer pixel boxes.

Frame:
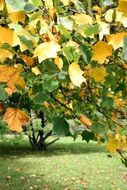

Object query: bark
[28,110,58,151]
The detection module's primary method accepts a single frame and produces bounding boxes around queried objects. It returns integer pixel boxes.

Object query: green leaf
[33,92,47,104]
[122,37,127,61]
[6,0,25,11]
[43,79,59,92]
[24,3,36,13]
[81,130,95,142]
[63,46,73,61]
[30,10,43,21]
[0,85,8,101]
[84,24,100,37]
[115,82,126,93]
[101,97,114,109]
[99,0,114,6]
[32,0,42,6]
[18,36,34,49]
[92,122,106,134]
[58,24,71,39]
[53,117,70,136]
[73,51,80,63]
[80,45,92,63]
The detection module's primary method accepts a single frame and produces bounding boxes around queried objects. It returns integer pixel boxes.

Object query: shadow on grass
[0,139,105,158]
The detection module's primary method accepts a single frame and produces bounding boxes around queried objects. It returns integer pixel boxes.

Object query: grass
[0,137,127,190]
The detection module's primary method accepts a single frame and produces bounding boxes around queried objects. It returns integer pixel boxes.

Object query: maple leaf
[33,41,61,63]
[3,108,29,132]
[68,62,86,87]
[0,26,14,46]
[9,11,26,23]
[107,32,126,50]
[88,67,107,82]
[92,41,113,64]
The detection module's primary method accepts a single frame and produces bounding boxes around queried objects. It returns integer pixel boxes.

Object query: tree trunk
[29,110,59,151]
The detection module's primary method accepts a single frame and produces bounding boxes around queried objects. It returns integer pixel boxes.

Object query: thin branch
[50,93,77,118]
[87,81,122,127]
[46,138,59,147]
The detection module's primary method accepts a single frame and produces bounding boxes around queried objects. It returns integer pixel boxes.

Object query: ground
[0,137,127,190]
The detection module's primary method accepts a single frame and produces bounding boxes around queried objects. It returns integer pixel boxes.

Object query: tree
[0,0,127,164]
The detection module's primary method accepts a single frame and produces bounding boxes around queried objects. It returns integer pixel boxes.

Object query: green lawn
[0,137,127,190]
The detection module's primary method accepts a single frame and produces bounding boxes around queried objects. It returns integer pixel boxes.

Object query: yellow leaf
[105,9,115,22]
[0,48,13,62]
[3,108,29,132]
[33,41,61,63]
[0,65,17,82]
[116,11,127,27]
[31,66,41,75]
[5,87,13,96]
[12,29,37,52]
[114,96,125,107]
[54,57,63,70]
[9,11,26,23]
[117,0,127,17]
[107,32,126,50]
[66,40,79,49]
[0,0,3,10]
[0,26,13,46]
[95,15,110,40]
[61,0,71,5]
[106,138,120,153]
[45,0,53,9]
[43,101,50,108]
[16,77,25,89]
[43,31,59,43]
[72,13,92,25]
[15,64,23,72]
[88,67,107,82]
[7,71,25,92]
[22,55,34,66]
[99,21,110,40]
[44,0,56,18]
[92,41,113,64]
[68,62,86,87]
[0,65,25,93]
[105,9,127,27]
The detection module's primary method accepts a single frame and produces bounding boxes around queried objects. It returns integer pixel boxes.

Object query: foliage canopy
[0,0,127,161]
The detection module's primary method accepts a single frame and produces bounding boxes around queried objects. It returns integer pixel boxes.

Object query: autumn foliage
[0,0,127,160]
